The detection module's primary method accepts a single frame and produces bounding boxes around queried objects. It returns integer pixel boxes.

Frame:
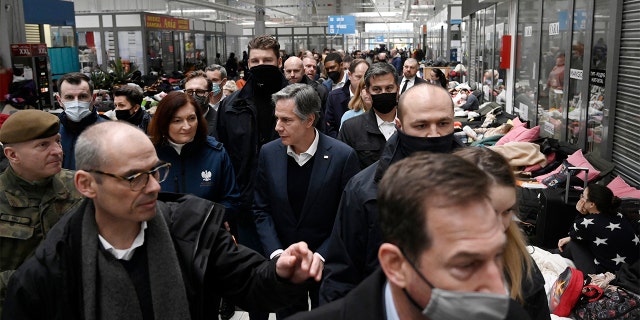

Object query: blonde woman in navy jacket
[148,91,241,224]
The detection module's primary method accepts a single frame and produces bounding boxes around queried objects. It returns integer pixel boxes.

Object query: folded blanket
[490,142,547,167]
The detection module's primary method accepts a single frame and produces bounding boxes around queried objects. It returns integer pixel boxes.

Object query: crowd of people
[0,34,637,320]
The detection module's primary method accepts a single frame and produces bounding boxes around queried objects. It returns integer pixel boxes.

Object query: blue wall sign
[328,15,356,35]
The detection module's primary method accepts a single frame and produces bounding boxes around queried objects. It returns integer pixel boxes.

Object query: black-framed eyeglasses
[185,89,209,97]
[87,162,172,191]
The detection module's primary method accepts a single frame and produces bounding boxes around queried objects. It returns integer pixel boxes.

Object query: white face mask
[401,251,510,320]
[460,93,468,99]
[63,100,92,122]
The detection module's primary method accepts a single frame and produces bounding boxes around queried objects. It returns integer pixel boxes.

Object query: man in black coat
[319,84,465,304]
[2,121,323,320]
[291,153,530,320]
[338,62,396,169]
[323,59,369,138]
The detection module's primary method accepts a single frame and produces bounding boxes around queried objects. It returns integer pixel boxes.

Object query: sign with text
[525,26,533,37]
[145,14,189,31]
[328,15,356,35]
[570,68,583,80]
[10,44,48,57]
[549,22,560,36]
[590,69,606,87]
[375,35,385,43]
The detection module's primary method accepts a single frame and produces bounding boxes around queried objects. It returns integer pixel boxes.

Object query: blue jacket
[156,136,241,222]
[253,133,360,258]
[59,111,107,170]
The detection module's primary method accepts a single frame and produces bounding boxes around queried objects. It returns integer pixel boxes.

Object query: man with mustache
[0,110,83,315]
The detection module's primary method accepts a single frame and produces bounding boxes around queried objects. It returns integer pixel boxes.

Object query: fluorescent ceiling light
[352,12,399,17]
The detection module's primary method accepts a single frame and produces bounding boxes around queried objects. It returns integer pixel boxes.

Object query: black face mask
[192,95,209,114]
[327,71,341,83]
[115,109,132,121]
[249,65,284,95]
[397,129,455,156]
[371,92,398,114]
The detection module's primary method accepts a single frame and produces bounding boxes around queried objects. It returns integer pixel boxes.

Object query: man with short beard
[0,110,83,315]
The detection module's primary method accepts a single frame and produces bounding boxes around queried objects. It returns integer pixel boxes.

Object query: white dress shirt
[376,113,397,141]
[99,221,148,261]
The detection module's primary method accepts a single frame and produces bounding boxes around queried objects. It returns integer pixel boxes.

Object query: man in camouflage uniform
[0,110,83,314]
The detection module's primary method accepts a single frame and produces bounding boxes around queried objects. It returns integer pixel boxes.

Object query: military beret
[0,109,60,144]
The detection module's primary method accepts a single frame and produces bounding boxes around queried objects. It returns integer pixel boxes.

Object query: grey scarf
[81,203,191,320]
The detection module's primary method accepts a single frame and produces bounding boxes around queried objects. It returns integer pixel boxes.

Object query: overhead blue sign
[328,15,356,35]
[375,35,385,43]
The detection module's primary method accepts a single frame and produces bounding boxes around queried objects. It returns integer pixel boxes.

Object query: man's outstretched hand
[275,242,323,283]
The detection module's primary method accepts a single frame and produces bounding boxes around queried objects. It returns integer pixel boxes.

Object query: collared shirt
[98,221,148,261]
[286,128,320,166]
[384,281,401,320]
[332,72,348,90]
[400,76,416,94]
[376,113,397,141]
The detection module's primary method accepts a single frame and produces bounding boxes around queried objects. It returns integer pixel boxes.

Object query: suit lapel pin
[324,155,329,159]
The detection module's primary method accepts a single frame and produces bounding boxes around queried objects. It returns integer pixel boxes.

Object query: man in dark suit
[398,58,427,95]
[338,62,397,169]
[290,153,530,320]
[319,84,465,306]
[323,59,369,138]
[253,83,360,319]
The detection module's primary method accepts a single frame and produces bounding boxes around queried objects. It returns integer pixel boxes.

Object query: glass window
[148,31,162,73]
[118,31,144,72]
[513,0,542,124]
[538,0,571,139]
[587,1,611,157]
[105,31,116,64]
[567,0,589,145]
[78,31,100,71]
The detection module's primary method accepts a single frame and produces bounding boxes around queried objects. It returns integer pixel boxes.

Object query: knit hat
[0,109,60,144]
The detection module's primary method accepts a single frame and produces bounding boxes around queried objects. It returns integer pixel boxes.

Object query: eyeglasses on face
[185,89,209,97]
[86,162,172,191]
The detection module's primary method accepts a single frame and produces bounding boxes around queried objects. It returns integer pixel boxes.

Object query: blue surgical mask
[63,100,92,122]
[401,250,510,320]
[211,83,222,96]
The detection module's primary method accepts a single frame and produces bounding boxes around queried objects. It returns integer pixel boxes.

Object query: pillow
[607,176,640,199]
[524,152,556,172]
[512,117,527,127]
[495,125,540,146]
[566,150,601,181]
[535,150,601,183]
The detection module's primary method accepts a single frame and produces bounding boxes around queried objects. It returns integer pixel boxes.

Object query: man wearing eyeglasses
[184,69,226,138]
[3,121,324,319]
[0,110,83,316]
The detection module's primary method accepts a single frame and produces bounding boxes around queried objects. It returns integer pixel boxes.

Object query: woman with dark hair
[148,91,241,224]
[455,147,550,320]
[427,68,448,89]
[558,184,639,274]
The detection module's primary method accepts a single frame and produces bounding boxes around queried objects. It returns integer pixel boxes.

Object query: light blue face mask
[63,100,92,122]
[401,251,510,320]
[211,83,222,96]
